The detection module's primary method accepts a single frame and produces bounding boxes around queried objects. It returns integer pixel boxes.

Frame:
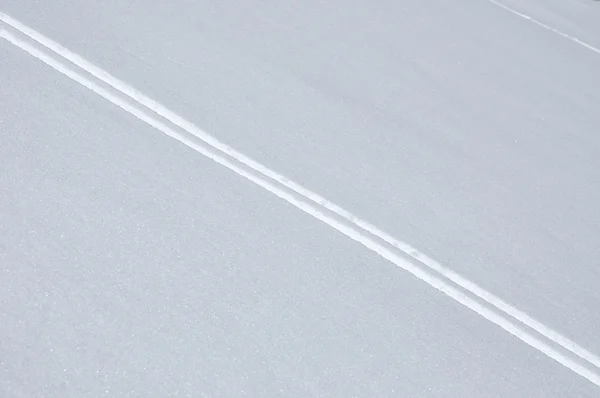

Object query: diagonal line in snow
[2,28,600,387]
[1,10,599,374]
[1,17,600,388]
[486,0,600,56]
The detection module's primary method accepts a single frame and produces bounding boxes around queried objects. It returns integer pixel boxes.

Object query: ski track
[485,0,600,55]
[1,10,600,388]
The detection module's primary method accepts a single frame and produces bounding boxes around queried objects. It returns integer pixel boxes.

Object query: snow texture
[1,1,600,396]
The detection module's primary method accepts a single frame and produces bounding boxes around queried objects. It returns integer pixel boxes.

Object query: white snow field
[1,1,599,396]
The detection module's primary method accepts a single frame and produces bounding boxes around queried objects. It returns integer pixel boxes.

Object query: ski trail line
[2,10,599,372]
[1,17,599,387]
[2,10,598,373]
[486,0,600,56]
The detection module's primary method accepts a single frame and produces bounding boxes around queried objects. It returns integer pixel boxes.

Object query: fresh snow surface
[1,1,600,396]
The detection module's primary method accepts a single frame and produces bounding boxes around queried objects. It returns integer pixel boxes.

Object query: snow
[1,1,600,396]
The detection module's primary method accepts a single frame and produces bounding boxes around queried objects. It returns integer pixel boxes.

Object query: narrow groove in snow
[486,0,600,55]
[1,12,599,388]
